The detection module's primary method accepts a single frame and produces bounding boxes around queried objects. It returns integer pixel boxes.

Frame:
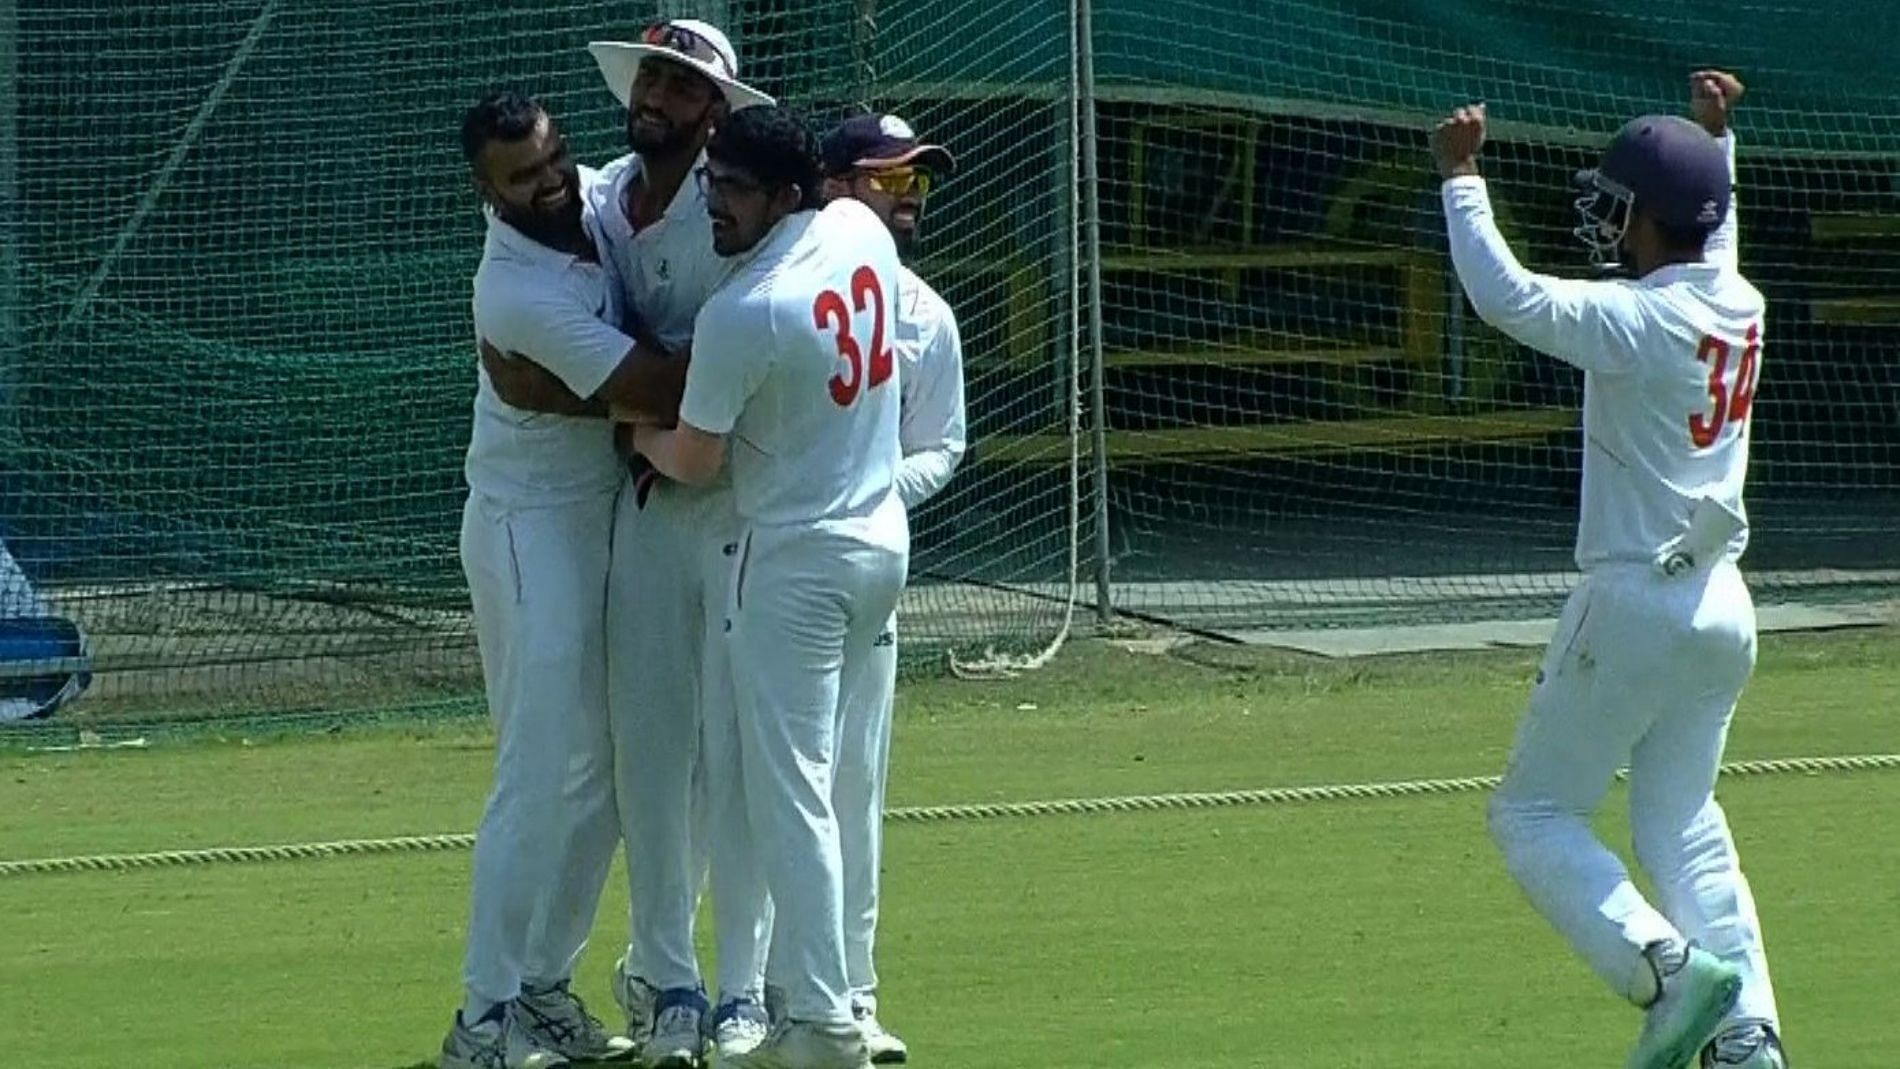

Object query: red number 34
[1688,322,1761,448]
[813,265,894,407]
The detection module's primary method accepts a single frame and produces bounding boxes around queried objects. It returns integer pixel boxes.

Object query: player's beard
[889,221,917,257]
[886,198,923,256]
[626,104,712,159]
[502,176,585,250]
[709,210,752,257]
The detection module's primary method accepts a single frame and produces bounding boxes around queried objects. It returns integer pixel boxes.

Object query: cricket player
[813,112,969,1064]
[444,89,687,1069]
[1433,71,1787,1069]
[631,103,906,1069]
[479,19,779,1066]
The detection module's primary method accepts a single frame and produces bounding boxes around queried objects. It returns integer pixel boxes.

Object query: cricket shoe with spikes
[728,1020,870,1069]
[710,996,772,1063]
[645,985,711,1068]
[850,995,907,1065]
[1703,1022,1788,1068]
[610,957,659,1048]
[440,1002,571,1069]
[516,981,638,1062]
[1627,941,1743,1069]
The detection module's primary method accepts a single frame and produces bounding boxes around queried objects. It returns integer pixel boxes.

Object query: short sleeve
[679,289,773,435]
[474,269,632,399]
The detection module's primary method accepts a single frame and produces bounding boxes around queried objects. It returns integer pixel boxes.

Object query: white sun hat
[588,19,775,111]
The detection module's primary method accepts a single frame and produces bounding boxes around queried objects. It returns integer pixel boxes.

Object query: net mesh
[3,0,1897,724]
[1077,0,1900,632]
[3,0,1081,718]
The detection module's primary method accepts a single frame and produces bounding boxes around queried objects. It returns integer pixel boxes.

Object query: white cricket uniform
[679,198,908,1027]
[1446,134,1778,1031]
[529,150,771,1004]
[834,264,966,1000]
[460,172,632,1010]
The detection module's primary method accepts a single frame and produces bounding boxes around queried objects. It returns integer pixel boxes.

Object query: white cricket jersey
[466,167,631,507]
[679,198,904,529]
[1442,134,1761,572]
[588,152,733,352]
[894,265,967,509]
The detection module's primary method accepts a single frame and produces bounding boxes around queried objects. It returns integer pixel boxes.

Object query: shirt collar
[613,151,709,236]
[485,211,584,270]
[1639,260,1720,288]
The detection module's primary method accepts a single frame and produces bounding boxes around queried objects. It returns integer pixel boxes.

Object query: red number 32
[1688,322,1761,448]
[814,265,895,407]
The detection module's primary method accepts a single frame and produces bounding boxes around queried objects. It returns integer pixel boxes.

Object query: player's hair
[706,105,824,209]
[461,89,545,165]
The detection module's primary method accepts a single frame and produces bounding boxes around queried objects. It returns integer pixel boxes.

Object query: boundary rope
[3,753,1894,879]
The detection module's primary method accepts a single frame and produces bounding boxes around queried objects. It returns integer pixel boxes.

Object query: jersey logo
[814,265,895,407]
[1688,322,1761,449]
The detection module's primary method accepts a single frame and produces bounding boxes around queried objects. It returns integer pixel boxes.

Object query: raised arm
[1690,70,1745,271]
[1432,103,1649,375]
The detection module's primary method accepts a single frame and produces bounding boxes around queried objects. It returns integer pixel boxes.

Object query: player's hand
[1431,103,1487,180]
[479,337,542,408]
[1690,70,1744,136]
[479,337,596,415]
[629,420,663,460]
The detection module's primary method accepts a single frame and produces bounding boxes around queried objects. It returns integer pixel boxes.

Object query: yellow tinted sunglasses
[861,168,933,197]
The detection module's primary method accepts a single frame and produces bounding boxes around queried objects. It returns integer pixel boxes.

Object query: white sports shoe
[645,986,710,1068]
[729,1020,870,1069]
[1703,1023,1789,1068]
[610,957,659,1046]
[517,981,639,1062]
[440,1004,571,1069]
[850,996,907,1065]
[710,997,772,1062]
[1627,942,1743,1069]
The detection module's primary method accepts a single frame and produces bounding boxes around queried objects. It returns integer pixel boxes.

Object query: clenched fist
[1431,103,1487,180]
[1690,70,1744,137]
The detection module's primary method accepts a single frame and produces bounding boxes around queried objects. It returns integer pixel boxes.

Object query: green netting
[1076,0,1900,633]
[3,0,1081,720]
[2,0,1897,723]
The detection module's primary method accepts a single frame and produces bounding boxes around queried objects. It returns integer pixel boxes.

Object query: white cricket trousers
[732,497,908,1026]
[460,489,616,1009]
[834,612,899,998]
[1487,559,1778,1029]
[601,479,772,998]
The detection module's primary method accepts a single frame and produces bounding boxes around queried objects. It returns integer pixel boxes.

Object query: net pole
[1077,0,1112,624]
[0,0,17,453]
[1062,0,1082,619]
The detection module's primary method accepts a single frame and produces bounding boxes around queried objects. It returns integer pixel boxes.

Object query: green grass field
[4,627,1897,1068]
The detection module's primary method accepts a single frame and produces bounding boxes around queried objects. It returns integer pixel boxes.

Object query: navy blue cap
[820,113,955,176]
[1578,114,1729,230]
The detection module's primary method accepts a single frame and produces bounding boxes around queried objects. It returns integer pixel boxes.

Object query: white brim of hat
[588,41,775,111]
